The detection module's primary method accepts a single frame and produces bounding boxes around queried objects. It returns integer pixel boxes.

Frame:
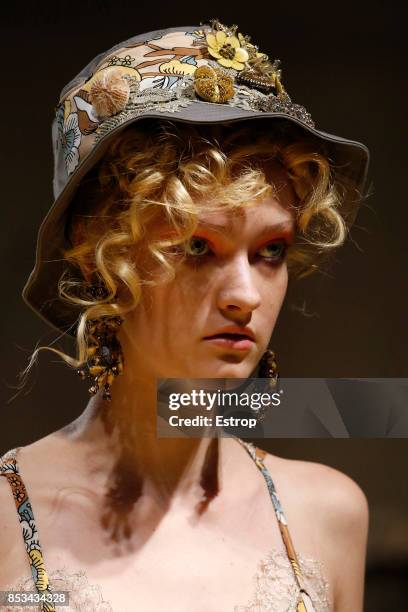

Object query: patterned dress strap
[0,447,56,612]
[234,437,317,612]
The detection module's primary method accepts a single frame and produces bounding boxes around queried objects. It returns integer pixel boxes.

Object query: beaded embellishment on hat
[55,19,314,180]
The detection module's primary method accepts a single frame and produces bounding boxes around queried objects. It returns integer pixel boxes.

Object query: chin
[203,363,254,380]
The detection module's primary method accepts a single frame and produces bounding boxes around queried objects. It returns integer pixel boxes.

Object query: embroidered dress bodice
[0,438,331,611]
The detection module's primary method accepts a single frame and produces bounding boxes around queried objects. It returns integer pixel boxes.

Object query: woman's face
[119,163,296,380]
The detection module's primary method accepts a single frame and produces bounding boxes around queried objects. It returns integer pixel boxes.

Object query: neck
[64,373,225,511]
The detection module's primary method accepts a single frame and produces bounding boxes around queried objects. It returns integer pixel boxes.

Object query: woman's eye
[258,241,287,262]
[183,237,288,262]
[185,237,212,257]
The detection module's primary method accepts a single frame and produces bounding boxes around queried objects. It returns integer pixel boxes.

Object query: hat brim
[21,102,370,337]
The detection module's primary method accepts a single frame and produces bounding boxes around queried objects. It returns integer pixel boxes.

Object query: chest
[1,450,333,611]
[48,549,267,612]
[9,542,333,612]
[29,486,299,611]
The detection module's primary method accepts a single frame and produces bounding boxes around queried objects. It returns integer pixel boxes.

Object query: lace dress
[0,439,331,612]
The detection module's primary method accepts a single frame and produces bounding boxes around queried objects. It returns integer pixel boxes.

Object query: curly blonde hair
[15,118,357,393]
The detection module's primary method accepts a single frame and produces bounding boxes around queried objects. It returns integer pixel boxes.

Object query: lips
[206,333,252,340]
[203,331,255,352]
[203,326,255,341]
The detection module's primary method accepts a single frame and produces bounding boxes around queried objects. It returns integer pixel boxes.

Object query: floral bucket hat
[22,20,370,336]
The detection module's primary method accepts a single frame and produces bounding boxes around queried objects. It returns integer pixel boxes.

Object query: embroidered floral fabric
[0,440,331,611]
[1,551,330,612]
[233,549,330,612]
[0,447,56,611]
[1,569,114,612]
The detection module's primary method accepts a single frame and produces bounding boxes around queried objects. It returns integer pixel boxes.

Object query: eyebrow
[196,220,294,235]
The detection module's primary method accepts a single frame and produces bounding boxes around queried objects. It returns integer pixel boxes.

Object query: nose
[216,254,262,315]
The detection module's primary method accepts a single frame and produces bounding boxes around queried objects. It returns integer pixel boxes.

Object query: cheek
[137,278,206,339]
[262,265,288,317]
[276,265,289,303]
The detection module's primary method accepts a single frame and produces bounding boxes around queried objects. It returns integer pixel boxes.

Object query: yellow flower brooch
[193,19,287,104]
[206,30,249,70]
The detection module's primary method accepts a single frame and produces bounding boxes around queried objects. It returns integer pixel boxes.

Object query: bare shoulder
[262,450,369,536]
[0,434,70,587]
[0,433,63,520]
[261,451,369,608]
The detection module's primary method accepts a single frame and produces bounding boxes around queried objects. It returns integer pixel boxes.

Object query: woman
[0,21,369,611]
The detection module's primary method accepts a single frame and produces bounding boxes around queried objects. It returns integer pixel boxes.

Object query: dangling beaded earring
[256,349,279,422]
[258,349,279,389]
[76,280,125,401]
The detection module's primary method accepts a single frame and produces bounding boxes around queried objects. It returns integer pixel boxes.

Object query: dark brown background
[0,1,407,610]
